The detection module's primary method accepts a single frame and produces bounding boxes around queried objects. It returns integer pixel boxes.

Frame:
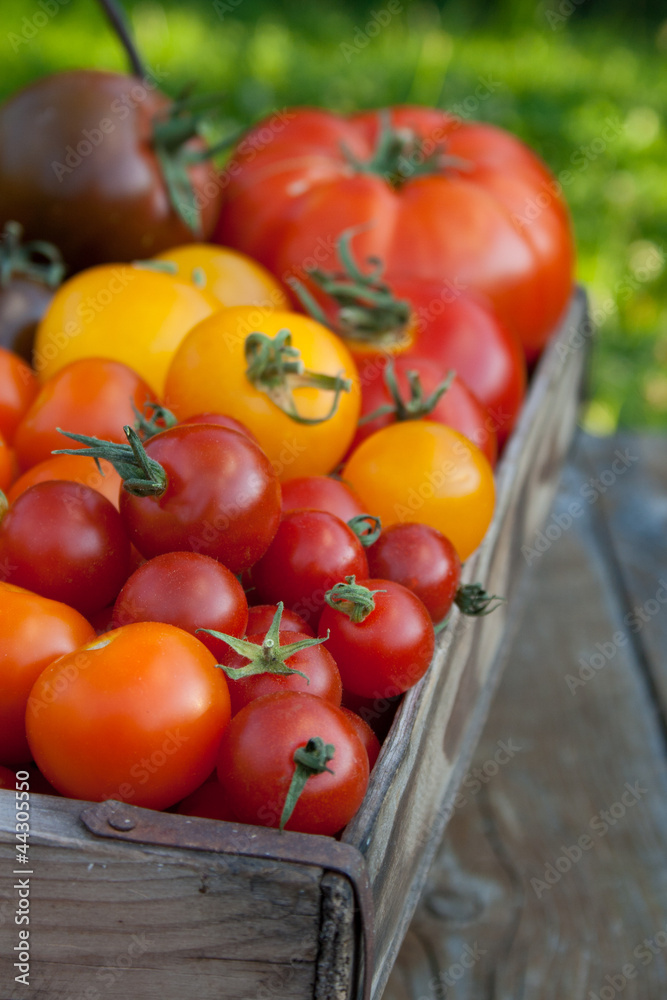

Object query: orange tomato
[154,243,290,310]
[0,432,13,491]
[0,346,38,443]
[8,454,122,508]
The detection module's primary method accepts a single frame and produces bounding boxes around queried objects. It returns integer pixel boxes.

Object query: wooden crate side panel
[0,795,323,1000]
[343,291,589,998]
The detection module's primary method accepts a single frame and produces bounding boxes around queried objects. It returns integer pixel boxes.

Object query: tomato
[175,778,236,821]
[0,481,131,615]
[0,222,64,361]
[217,691,368,835]
[250,509,369,628]
[33,264,219,393]
[352,355,497,465]
[163,307,361,480]
[26,622,231,809]
[0,346,38,444]
[338,708,381,770]
[341,688,402,742]
[280,475,365,522]
[0,581,94,766]
[112,552,248,652]
[13,358,158,471]
[318,577,435,697]
[246,604,313,636]
[8,455,122,509]
[0,765,15,789]
[343,421,495,561]
[0,71,223,273]
[154,243,290,310]
[180,412,260,447]
[62,422,282,574]
[0,433,13,492]
[366,523,461,624]
[217,106,574,360]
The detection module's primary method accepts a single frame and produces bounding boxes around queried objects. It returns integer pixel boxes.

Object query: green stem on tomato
[358,359,456,426]
[53,425,167,497]
[279,736,335,831]
[347,514,382,548]
[323,576,386,624]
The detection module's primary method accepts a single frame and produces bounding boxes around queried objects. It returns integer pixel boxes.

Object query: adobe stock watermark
[8,0,71,53]
[417,941,487,998]
[590,920,667,1000]
[531,781,648,898]
[544,0,587,30]
[213,0,243,20]
[340,2,403,63]
[521,446,639,565]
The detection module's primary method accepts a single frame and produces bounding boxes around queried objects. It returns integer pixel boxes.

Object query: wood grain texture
[344,290,590,1000]
[384,432,667,1000]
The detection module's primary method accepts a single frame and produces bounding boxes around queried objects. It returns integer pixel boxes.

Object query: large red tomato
[216,106,574,360]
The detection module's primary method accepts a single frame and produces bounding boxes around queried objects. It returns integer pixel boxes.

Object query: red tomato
[246,604,313,636]
[338,707,381,769]
[174,778,236,821]
[0,346,38,444]
[0,481,131,615]
[112,552,248,653]
[0,765,16,789]
[352,355,497,465]
[366,523,461,623]
[180,412,261,447]
[217,691,368,835]
[250,509,369,627]
[217,106,574,360]
[26,622,231,809]
[0,582,95,765]
[318,577,435,697]
[280,475,366,522]
[13,357,158,471]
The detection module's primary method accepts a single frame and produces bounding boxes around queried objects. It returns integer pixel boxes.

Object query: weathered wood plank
[345,290,590,999]
[384,433,667,1000]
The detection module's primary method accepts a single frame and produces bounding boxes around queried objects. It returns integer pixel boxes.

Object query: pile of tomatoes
[0,62,574,837]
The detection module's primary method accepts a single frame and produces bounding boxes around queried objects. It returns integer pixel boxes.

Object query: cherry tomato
[112,552,248,652]
[367,523,461,623]
[280,475,365,522]
[250,510,369,627]
[246,604,313,636]
[34,264,218,393]
[0,222,64,362]
[343,421,495,561]
[341,688,402,742]
[164,307,361,480]
[0,346,38,444]
[0,581,94,765]
[0,433,13,491]
[180,412,260,447]
[0,765,16,789]
[154,243,290,310]
[217,691,368,835]
[7,454,122,508]
[338,708,381,769]
[0,481,131,615]
[318,577,435,697]
[26,622,231,809]
[175,778,237,821]
[14,357,158,471]
[217,628,342,715]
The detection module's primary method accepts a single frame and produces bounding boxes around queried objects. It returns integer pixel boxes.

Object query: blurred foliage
[1,0,666,432]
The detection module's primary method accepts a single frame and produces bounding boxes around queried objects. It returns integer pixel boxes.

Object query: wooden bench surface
[384,431,667,1000]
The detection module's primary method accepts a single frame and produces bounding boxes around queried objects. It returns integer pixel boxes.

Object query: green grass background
[2,0,665,433]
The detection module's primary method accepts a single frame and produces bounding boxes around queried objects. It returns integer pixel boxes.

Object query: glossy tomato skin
[154,243,290,310]
[250,510,369,628]
[217,691,368,835]
[112,552,248,650]
[0,71,222,273]
[0,347,38,444]
[163,307,361,481]
[0,481,131,615]
[220,630,342,715]
[246,604,313,636]
[120,424,282,574]
[280,475,365,522]
[338,707,381,769]
[14,357,158,471]
[26,622,231,809]
[343,421,495,562]
[7,455,122,508]
[217,106,574,360]
[367,523,461,623]
[318,579,435,698]
[0,582,95,765]
[352,354,497,465]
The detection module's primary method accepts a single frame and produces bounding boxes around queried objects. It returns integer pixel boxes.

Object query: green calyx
[455,584,505,617]
[342,108,472,188]
[198,602,329,683]
[287,225,412,347]
[279,736,335,832]
[53,425,167,498]
[244,328,351,425]
[359,359,456,426]
[0,221,65,290]
[324,575,386,624]
[347,514,382,548]
[133,400,179,441]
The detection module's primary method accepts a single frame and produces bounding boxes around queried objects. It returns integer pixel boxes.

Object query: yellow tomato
[164,307,361,480]
[343,421,495,561]
[154,243,290,310]
[33,264,219,394]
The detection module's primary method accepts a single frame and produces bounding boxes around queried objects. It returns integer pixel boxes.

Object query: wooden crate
[0,289,590,1000]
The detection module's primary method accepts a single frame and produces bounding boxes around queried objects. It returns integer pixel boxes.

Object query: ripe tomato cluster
[0,50,573,837]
